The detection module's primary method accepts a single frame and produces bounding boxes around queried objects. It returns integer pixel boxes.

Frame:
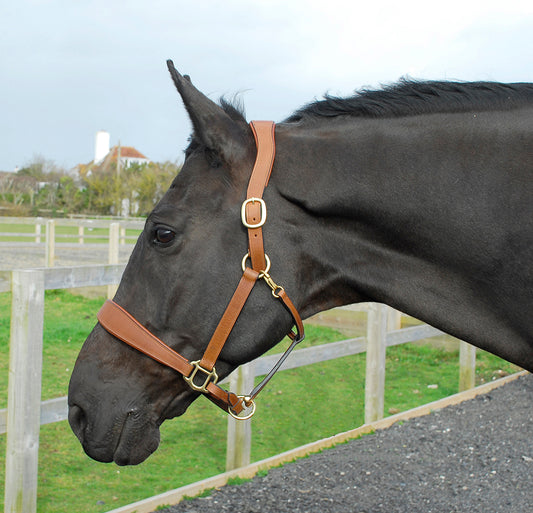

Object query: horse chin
[110,392,199,465]
[111,416,161,466]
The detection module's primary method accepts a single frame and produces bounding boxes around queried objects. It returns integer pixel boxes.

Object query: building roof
[88,145,150,174]
[76,141,150,179]
[106,146,149,161]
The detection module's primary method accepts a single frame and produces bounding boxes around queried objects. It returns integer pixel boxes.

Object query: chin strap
[97,121,305,419]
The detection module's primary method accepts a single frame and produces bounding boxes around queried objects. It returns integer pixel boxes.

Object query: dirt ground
[156,374,532,513]
[0,242,134,270]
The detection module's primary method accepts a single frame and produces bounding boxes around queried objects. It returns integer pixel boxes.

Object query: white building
[93,131,150,169]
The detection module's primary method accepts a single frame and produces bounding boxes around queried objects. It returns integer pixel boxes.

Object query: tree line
[0,156,180,217]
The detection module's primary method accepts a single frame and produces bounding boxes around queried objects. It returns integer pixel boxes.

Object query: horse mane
[185,79,533,154]
[285,79,533,123]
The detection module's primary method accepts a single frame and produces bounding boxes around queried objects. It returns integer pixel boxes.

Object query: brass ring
[228,396,256,421]
[241,252,271,274]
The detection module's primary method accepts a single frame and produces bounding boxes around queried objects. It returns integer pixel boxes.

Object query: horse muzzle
[67,324,199,465]
[68,392,161,465]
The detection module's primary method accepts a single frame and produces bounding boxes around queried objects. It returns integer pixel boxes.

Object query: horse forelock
[285,79,533,123]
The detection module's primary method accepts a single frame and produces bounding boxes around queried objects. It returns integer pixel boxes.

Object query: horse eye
[154,228,175,245]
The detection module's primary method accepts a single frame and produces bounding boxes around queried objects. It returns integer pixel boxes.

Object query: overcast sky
[2,0,533,172]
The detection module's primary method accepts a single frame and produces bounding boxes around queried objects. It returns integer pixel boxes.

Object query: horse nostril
[68,404,88,440]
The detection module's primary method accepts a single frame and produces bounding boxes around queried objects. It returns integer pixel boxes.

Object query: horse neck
[272,110,533,371]
[272,119,419,314]
[273,111,527,320]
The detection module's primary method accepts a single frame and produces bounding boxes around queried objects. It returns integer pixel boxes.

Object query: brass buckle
[241,198,267,229]
[184,360,219,393]
[228,396,256,421]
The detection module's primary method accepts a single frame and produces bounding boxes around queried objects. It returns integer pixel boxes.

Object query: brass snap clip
[259,271,285,298]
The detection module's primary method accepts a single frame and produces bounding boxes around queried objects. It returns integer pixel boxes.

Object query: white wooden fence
[0,217,144,267]
[0,217,144,239]
[0,264,477,513]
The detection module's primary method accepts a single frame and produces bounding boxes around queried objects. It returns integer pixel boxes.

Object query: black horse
[68,61,533,465]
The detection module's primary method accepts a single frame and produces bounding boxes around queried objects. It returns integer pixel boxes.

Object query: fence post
[78,225,84,244]
[4,270,45,513]
[45,220,55,267]
[120,226,126,246]
[387,308,402,331]
[107,223,120,299]
[226,362,255,471]
[459,341,476,391]
[34,219,42,244]
[365,303,388,424]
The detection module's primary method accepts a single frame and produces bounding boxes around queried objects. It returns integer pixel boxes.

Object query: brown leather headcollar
[97,121,305,419]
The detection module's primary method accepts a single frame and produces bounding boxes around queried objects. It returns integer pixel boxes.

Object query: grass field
[0,290,521,513]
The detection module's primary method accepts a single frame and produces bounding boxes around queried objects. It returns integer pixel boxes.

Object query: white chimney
[94,130,110,163]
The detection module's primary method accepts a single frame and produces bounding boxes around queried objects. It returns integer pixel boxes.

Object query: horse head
[68,62,309,465]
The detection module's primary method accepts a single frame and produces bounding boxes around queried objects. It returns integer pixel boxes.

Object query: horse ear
[166,60,248,163]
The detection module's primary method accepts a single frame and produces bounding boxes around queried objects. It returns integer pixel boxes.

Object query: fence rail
[0,216,145,229]
[1,264,476,513]
[0,218,144,268]
[0,221,141,273]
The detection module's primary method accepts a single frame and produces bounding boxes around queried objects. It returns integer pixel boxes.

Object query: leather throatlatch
[97,121,305,419]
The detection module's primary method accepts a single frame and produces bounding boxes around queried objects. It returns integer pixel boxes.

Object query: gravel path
[157,374,532,513]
